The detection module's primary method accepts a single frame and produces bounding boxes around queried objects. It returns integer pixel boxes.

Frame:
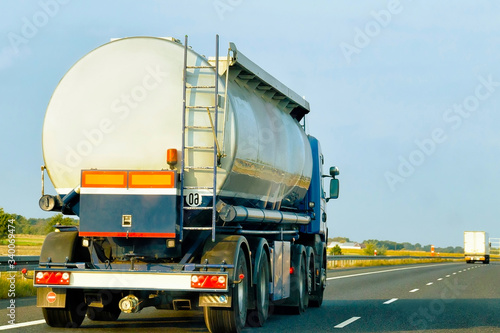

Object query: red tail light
[35,271,70,285]
[191,274,227,289]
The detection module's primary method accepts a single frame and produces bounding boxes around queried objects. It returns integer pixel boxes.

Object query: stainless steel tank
[42,37,312,209]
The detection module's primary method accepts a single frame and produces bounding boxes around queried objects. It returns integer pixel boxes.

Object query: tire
[40,232,90,328]
[309,252,326,308]
[204,246,248,333]
[42,289,87,328]
[290,252,307,315]
[247,251,270,327]
[87,291,121,321]
[306,248,314,306]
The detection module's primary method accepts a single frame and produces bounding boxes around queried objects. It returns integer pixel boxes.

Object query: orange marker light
[167,149,178,169]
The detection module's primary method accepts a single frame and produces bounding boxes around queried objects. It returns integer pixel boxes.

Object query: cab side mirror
[328,178,339,201]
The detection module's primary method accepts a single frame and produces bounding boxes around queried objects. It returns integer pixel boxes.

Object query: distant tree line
[0,207,78,239]
[328,237,464,254]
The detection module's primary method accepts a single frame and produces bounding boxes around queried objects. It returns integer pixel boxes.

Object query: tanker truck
[35,35,339,332]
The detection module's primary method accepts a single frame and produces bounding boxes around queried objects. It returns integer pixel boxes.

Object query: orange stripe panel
[128,171,175,188]
[81,171,127,188]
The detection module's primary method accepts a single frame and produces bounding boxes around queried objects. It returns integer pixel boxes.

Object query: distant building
[327,241,363,249]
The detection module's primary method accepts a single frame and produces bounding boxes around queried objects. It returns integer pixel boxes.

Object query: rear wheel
[247,251,270,327]
[204,246,248,333]
[39,231,90,328]
[309,252,326,308]
[42,289,87,328]
[290,252,307,315]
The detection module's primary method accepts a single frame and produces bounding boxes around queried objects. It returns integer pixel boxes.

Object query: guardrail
[326,255,463,268]
[0,255,465,272]
[0,255,40,272]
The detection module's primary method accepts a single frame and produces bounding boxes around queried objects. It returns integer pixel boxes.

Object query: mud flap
[37,287,66,308]
[199,293,231,308]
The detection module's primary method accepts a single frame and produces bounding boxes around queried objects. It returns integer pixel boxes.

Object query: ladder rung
[185,146,214,150]
[186,106,216,109]
[186,86,216,89]
[183,206,214,211]
[183,227,214,231]
[184,166,215,170]
[184,186,214,190]
[187,66,215,69]
[185,126,212,130]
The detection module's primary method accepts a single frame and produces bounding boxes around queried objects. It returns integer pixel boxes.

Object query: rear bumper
[465,255,488,261]
[33,269,229,292]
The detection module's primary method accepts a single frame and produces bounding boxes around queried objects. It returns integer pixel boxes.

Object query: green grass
[0,271,36,299]
[328,257,459,269]
[0,234,45,246]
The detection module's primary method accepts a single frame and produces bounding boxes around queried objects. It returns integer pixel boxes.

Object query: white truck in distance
[464,231,490,264]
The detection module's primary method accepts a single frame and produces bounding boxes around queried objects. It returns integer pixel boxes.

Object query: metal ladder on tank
[180,35,222,243]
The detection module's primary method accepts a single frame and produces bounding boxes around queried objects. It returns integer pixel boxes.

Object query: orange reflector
[82,171,127,188]
[128,171,175,188]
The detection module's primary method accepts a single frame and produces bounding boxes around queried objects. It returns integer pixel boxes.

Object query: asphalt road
[2,262,500,332]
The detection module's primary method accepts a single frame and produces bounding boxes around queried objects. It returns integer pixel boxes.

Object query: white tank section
[43,37,312,208]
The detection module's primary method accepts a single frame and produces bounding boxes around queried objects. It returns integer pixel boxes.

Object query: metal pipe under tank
[216,201,310,224]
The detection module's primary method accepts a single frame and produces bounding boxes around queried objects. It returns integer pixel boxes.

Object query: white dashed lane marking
[0,320,46,331]
[383,298,398,304]
[409,289,419,293]
[334,317,361,328]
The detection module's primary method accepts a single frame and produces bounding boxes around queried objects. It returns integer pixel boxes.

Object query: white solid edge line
[409,288,419,293]
[334,316,361,328]
[383,298,398,304]
[327,263,452,280]
[0,319,46,331]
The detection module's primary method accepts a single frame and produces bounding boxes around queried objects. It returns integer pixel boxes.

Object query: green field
[0,234,45,255]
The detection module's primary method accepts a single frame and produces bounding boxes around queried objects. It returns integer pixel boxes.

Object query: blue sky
[1,1,499,247]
